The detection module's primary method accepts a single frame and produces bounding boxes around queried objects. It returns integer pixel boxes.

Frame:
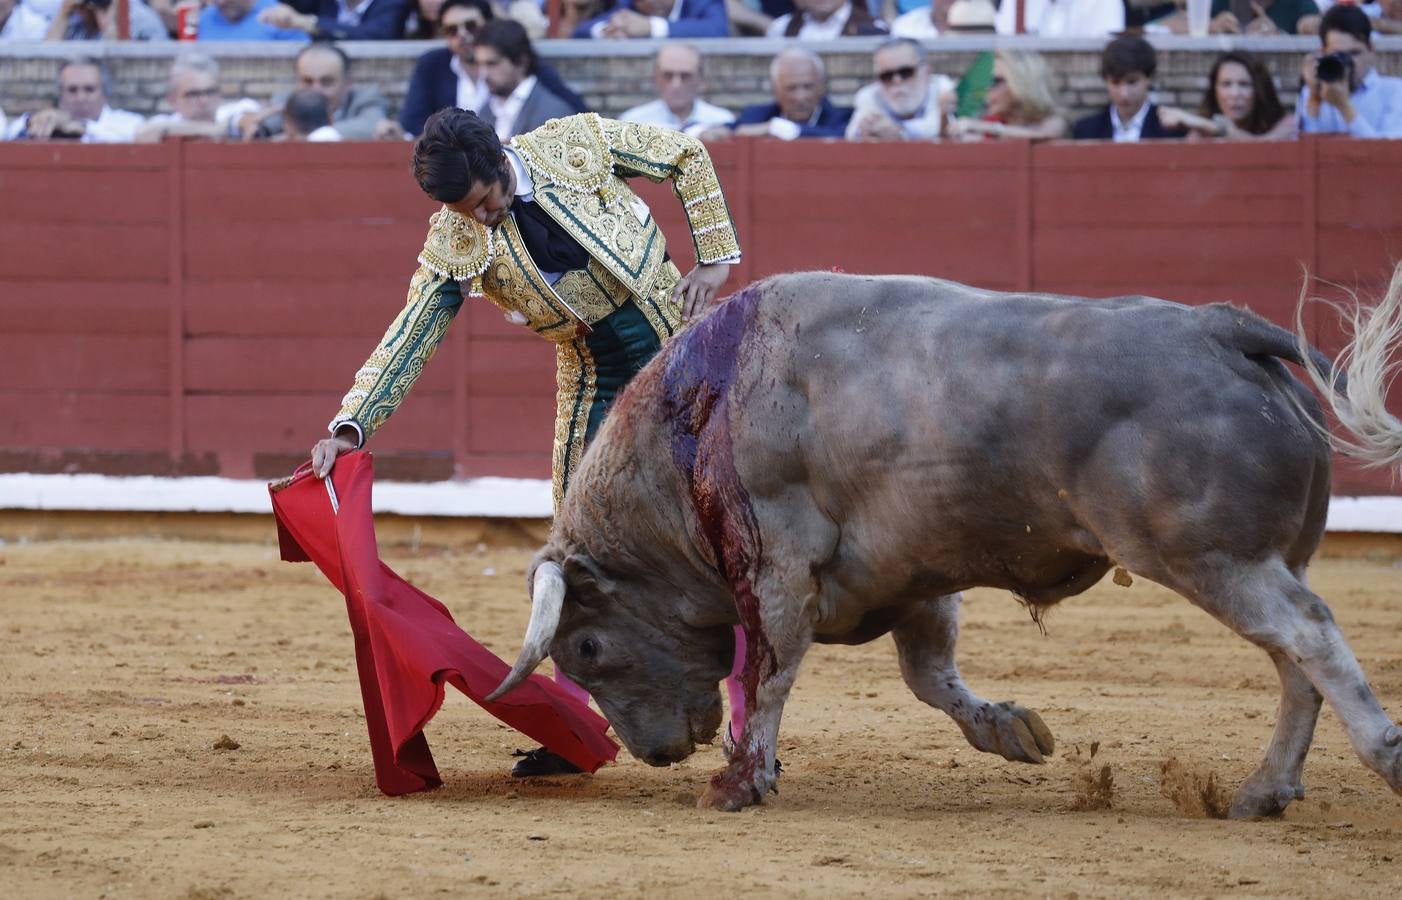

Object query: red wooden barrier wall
[1,138,1398,494]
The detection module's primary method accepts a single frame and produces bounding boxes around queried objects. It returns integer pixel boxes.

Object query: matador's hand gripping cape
[269,451,617,795]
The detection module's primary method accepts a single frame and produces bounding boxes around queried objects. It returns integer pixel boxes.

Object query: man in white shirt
[5,57,143,143]
[475,18,574,141]
[0,0,57,40]
[620,42,734,138]
[847,38,956,141]
[1298,5,1402,138]
[994,0,1123,36]
[766,0,888,37]
[135,51,261,143]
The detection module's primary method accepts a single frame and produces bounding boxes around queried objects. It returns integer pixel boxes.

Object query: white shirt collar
[794,1,851,38]
[504,147,534,202]
[1110,101,1150,142]
[488,74,537,141]
[449,55,487,113]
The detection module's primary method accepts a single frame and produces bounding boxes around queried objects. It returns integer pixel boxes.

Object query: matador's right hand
[311,428,359,479]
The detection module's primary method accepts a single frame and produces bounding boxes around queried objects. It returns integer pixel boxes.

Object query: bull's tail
[1293,263,1402,471]
[1200,298,1338,385]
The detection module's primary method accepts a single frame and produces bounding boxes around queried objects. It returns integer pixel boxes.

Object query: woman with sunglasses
[1158,51,1296,141]
[948,49,1067,141]
[399,0,585,137]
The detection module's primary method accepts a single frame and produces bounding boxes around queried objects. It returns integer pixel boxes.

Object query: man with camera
[43,0,169,39]
[1298,3,1402,138]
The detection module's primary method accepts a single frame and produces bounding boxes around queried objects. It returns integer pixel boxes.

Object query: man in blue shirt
[199,0,309,40]
[1297,4,1402,138]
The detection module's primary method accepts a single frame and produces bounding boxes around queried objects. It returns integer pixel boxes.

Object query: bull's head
[486,551,734,766]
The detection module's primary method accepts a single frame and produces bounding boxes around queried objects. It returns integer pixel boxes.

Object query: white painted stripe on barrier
[0,473,553,518]
[0,473,1397,531]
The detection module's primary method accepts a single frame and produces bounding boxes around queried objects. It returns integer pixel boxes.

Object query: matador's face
[446,154,516,228]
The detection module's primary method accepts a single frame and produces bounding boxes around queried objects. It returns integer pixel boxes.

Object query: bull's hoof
[1228,776,1303,819]
[697,779,762,812]
[697,757,777,812]
[975,702,1055,764]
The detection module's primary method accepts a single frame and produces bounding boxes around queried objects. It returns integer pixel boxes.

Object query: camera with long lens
[1315,52,1354,85]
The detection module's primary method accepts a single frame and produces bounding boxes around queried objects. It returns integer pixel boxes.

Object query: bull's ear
[563,553,612,608]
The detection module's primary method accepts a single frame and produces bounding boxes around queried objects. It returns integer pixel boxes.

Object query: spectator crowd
[2,0,1400,142]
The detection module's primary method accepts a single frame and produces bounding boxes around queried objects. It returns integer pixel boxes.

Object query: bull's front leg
[698,581,812,811]
[893,594,1055,764]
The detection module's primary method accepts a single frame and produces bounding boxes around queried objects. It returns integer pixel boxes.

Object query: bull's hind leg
[1183,559,1402,817]
[1230,651,1322,817]
[893,594,1055,764]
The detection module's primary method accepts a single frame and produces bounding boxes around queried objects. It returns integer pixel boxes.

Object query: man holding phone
[1298,3,1402,137]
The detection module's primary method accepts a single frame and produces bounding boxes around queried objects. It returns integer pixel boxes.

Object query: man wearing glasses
[846,37,956,141]
[1298,4,1402,138]
[399,0,584,137]
[135,52,261,143]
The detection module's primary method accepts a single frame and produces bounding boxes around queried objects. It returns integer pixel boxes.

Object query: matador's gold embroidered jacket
[328,113,742,446]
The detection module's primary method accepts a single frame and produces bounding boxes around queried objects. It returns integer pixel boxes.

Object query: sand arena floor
[2,530,1401,899]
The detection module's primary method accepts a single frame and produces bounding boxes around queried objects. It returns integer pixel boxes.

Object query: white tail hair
[1295,262,1402,472]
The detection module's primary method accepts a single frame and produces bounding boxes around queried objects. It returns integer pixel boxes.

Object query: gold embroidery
[599,118,742,265]
[482,217,588,343]
[630,261,683,343]
[530,185,667,305]
[511,114,615,200]
[329,267,461,440]
[418,207,493,294]
[552,340,597,514]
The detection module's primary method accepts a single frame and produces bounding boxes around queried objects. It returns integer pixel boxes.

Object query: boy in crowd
[1073,34,1187,141]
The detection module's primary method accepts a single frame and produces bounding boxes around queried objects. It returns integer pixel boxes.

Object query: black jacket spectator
[311,0,411,39]
[735,97,852,138]
[1072,105,1187,140]
[398,47,588,137]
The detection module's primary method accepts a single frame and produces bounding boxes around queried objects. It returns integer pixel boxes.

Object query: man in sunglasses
[1297,4,1402,138]
[399,0,584,137]
[846,37,955,141]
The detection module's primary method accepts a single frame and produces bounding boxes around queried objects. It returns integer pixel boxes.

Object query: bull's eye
[579,638,598,660]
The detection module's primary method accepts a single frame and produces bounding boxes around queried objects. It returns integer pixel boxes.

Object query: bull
[487,268,1402,816]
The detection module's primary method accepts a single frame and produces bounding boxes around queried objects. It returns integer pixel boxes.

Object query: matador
[311,108,744,777]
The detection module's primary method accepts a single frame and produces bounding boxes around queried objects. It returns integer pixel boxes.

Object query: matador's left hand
[673,263,731,322]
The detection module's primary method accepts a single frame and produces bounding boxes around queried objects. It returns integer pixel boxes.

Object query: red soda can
[177,5,199,40]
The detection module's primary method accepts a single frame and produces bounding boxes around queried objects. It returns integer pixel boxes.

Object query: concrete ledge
[6,35,1402,120]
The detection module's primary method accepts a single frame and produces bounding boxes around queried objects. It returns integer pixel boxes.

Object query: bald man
[707,47,851,140]
[620,42,735,137]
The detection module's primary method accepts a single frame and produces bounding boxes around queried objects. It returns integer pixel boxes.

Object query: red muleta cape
[268,451,617,795]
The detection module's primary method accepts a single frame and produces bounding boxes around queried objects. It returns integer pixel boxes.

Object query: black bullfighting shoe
[510,747,584,777]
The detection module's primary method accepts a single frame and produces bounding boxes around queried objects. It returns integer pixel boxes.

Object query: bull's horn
[485,561,566,702]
